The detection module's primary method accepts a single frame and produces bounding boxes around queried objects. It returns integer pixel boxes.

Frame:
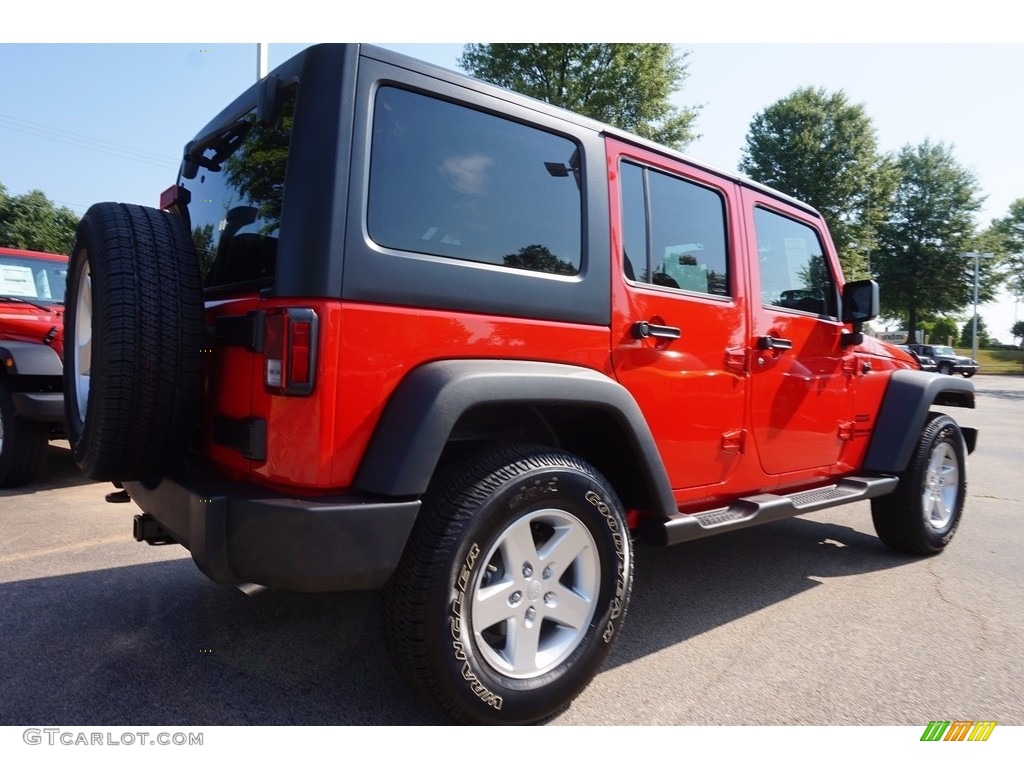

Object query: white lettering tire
[384,443,633,724]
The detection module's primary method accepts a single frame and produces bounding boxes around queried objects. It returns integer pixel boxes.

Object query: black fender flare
[862,369,977,474]
[354,359,676,515]
[0,341,63,376]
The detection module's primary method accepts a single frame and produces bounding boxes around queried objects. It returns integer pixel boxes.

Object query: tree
[739,87,897,280]
[959,316,992,349]
[1011,319,1024,346]
[872,140,988,345]
[988,198,1024,299]
[924,316,960,345]
[0,183,79,254]
[459,44,700,150]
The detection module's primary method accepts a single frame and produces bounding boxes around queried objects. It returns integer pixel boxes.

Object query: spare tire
[63,202,203,481]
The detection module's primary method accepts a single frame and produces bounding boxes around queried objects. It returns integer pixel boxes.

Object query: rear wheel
[0,379,47,488]
[63,202,203,481]
[871,413,966,555]
[938,362,954,376]
[384,443,632,724]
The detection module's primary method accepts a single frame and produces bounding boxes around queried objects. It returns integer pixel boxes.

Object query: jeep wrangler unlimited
[0,246,67,487]
[63,44,977,725]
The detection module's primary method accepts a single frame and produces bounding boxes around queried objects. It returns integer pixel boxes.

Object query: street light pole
[961,251,995,362]
[257,43,269,82]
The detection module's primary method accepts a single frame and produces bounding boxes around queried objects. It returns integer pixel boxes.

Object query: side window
[368,87,582,276]
[619,160,729,296]
[754,207,838,317]
[184,85,298,290]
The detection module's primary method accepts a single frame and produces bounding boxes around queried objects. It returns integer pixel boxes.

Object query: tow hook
[132,513,176,545]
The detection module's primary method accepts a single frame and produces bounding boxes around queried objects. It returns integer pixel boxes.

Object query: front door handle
[633,321,681,340]
[757,336,793,350]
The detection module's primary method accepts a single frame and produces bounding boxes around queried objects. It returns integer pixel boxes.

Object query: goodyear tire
[871,413,966,555]
[0,378,48,488]
[384,444,632,724]
[63,203,203,481]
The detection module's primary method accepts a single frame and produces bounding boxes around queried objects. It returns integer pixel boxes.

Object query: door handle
[633,321,681,340]
[757,336,793,350]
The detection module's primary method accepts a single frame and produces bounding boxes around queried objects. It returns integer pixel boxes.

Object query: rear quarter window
[367,86,582,276]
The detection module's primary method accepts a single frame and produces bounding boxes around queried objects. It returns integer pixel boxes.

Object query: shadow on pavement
[0,511,913,726]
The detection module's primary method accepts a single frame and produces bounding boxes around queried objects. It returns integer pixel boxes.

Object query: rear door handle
[633,321,681,340]
[757,336,793,350]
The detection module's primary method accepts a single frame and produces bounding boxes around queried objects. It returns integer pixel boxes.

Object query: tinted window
[754,207,837,317]
[620,161,729,296]
[182,85,297,290]
[368,87,582,275]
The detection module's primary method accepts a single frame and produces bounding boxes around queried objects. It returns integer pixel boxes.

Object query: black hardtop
[182,43,819,220]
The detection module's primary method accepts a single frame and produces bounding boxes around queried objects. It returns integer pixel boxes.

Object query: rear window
[182,85,297,291]
[367,87,582,276]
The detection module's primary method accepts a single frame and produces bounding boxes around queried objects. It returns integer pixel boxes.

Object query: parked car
[62,44,978,725]
[0,247,67,487]
[897,344,938,372]
[908,343,979,377]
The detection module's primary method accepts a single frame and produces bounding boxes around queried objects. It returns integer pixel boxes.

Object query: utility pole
[257,43,269,82]
[961,251,995,361]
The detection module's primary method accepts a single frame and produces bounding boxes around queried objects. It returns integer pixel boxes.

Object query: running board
[641,475,899,547]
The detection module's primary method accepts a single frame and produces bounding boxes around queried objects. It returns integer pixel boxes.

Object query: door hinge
[721,428,746,454]
[725,347,747,373]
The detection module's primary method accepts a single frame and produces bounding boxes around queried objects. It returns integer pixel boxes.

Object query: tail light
[264,308,318,396]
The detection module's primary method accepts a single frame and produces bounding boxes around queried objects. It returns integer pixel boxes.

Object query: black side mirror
[842,279,879,324]
[841,279,879,346]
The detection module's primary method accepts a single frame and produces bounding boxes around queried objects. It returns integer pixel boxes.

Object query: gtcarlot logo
[23,729,203,747]
[920,721,997,742]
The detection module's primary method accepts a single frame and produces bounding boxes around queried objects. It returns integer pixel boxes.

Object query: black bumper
[11,391,64,422]
[124,460,420,592]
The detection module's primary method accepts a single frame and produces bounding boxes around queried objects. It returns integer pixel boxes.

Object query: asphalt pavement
[1,376,1021,726]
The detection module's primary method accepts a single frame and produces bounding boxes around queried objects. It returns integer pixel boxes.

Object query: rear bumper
[124,459,420,591]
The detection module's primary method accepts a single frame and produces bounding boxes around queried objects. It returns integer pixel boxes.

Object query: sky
[2,3,1022,342]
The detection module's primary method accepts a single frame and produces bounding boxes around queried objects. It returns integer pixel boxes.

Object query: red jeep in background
[0,246,67,487]
[62,44,978,724]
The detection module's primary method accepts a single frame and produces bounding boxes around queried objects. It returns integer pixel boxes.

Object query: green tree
[0,183,79,254]
[988,198,1024,299]
[959,316,992,349]
[459,44,700,150]
[1011,319,1024,345]
[924,316,960,345]
[739,87,897,280]
[872,140,987,345]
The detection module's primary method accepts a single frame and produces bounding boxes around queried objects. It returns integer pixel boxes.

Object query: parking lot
[1,375,1022,726]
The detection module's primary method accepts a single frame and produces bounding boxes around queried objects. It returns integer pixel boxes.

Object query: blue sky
[2,5,1022,341]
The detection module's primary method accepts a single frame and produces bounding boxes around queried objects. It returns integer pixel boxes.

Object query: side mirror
[842,279,879,325]
[840,279,879,347]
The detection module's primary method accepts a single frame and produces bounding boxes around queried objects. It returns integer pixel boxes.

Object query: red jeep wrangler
[0,246,67,487]
[63,44,977,725]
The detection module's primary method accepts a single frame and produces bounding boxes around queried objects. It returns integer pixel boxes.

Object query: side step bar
[641,475,899,547]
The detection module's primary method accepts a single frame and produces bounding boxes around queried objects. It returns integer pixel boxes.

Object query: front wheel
[871,413,966,555]
[383,444,632,724]
[0,379,47,488]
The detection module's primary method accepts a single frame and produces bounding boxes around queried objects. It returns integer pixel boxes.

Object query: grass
[958,347,1024,374]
